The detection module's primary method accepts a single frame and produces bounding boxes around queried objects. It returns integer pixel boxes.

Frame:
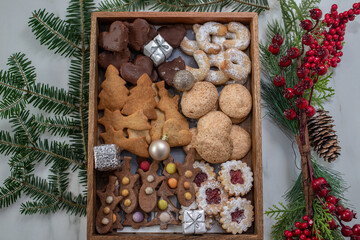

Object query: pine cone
[308,109,341,162]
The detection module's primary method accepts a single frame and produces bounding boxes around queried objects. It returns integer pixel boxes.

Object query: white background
[0,0,360,239]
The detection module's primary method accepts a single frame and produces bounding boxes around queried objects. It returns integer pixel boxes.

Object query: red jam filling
[231,208,245,223]
[230,170,244,185]
[193,171,208,187]
[205,188,221,204]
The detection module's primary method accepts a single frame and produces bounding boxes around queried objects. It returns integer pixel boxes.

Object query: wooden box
[87,12,262,240]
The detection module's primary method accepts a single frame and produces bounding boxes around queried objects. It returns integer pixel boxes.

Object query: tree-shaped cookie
[98,109,151,131]
[113,207,124,230]
[176,148,201,207]
[162,154,179,194]
[96,175,123,234]
[155,81,191,147]
[137,161,165,212]
[114,156,140,214]
[146,181,181,229]
[121,73,157,120]
[98,65,129,111]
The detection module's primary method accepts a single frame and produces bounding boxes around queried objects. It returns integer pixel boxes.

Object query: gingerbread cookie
[98,21,129,53]
[150,109,165,141]
[127,129,151,144]
[96,175,123,234]
[180,81,218,119]
[123,209,148,229]
[193,161,216,190]
[157,56,186,86]
[124,18,150,51]
[121,73,158,120]
[98,48,131,70]
[183,128,202,160]
[229,125,251,160]
[112,208,124,230]
[137,160,165,212]
[220,197,254,234]
[176,148,201,207]
[158,24,187,48]
[218,160,253,196]
[162,154,179,193]
[98,65,129,111]
[114,156,140,213]
[120,55,154,85]
[196,180,228,216]
[219,83,252,122]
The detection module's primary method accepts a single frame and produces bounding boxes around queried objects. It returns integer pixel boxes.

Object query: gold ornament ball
[149,139,170,161]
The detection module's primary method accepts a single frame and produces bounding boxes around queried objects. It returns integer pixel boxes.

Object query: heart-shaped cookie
[98,48,131,70]
[120,55,154,84]
[158,24,187,48]
[124,19,150,52]
[98,21,129,53]
[157,56,185,86]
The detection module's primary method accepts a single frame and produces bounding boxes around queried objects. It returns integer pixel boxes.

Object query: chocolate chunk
[158,24,187,48]
[124,19,150,52]
[98,48,131,70]
[157,56,186,86]
[120,55,154,84]
[99,21,129,53]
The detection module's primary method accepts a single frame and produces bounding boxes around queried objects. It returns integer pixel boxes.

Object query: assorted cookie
[95,18,255,235]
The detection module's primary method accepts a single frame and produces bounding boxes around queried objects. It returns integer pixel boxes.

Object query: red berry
[273,75,285,87]
[296,98,308,109]
[269,43,280,55]
[300,234,307,240]
[297,66,309,78]
[336,204,345,215]
[139,160,150,172]
[331,4,338,11]
[294,84,305,96]
[303,215,309,221]
[328,219,337,230]
[341,210,354,222]
[284,109,297,120]
[326,195,337,205]
[288,47,300,59]
[283,88,295,99]
[287,232,293,237]
[272,33,283,45]
[341,226,353,237]
[302,34,313,45]
[316,64,328,75]
[302,78,314,89]
[327,203,336,212]
[318,187,329,197]
[295,221,302,228]
[304,62,311,69]
[353,224,360,235]
[301,222,308,229]
[280,55,292,67]
[304,229,311,236]
[294,229,302,235]
[300,20,314,31]
[310,8,322,20]
[308,219,313,226]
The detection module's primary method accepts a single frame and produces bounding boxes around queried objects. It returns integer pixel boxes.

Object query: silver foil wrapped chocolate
[94,144,121,171]
[143,34,173,66]
[182,209,206,234]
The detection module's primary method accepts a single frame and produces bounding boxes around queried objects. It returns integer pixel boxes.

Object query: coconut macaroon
[220,197,254,234]
[182,128,202,160]
[197,111,232,138]
[219,83,252,123]
[196,180,228,216]
[229,125,251,160]
[218,160,253,197]
[181,81,218,119]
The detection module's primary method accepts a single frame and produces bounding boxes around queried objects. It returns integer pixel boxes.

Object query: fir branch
[305,73,335,109]
[20,200,59,215]
[98,0,150,12]
[0,177,24,208]
[35,115,80,137]
[265,202,304,220]
[7,53,36,90]
[28,9,81,57]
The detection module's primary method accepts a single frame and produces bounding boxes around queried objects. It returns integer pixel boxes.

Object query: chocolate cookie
[158,24,187,48]
[120,55,153,84]
[98,48,131,70]
[124,18,150,52]
[157,56,185,86]
[99,21,129,53]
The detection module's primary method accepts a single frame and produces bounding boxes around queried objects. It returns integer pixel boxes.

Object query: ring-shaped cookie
[193,161,216,189]
[196,22,227,54]
[220,48,251,84]
[218,160,253,196]
[220,197,254,234]
[223,22,251,50]
[196,180,228,215]
[185,50,210,82]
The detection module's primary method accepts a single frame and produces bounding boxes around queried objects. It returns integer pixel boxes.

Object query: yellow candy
[183,181,191,189]
[166,163,177,174]
[184,192,192,200]
[124,198,131,207]
[121,189,129,197]
[113,213,117,223]
[158,199,168,210]
[185,170,193,178]
[122,177,130,185]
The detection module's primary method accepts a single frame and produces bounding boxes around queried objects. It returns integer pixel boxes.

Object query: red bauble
[273,75,285,87]
[288,47,300,59]
[269,43,280,55]
[300,20,314,31]
[296,97,308,109]
[280,55,292,67]
[294,84,305,96]
[310,8,323,20]
[284,109,297,120]
[272,33,284,45]
[302,78,314,89]
[139,160,150,172]
[341,226,353,237]
[353,224,360,236]
[283,88,295,99]
[341,210,354,222]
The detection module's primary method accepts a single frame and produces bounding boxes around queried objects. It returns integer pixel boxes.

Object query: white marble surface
[0,0,360,239]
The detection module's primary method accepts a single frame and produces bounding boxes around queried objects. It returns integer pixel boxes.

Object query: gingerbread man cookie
[123,208,148,229]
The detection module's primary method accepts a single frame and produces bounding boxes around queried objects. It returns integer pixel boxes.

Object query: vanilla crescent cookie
[220,197,254,234]
[193,161,216,190]
[185,50,210,82]
[212,31,237,51]
[180,36,200,56]
[220,48,251,84]
[196,180,228,215]
[223,22,251,50]
[206,50,230,85]
[218,160,253,196]
[196,22,227,54]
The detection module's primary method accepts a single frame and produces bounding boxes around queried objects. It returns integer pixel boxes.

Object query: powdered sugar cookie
[223,22,251,50]
[180,36,199,56]
[193,161,216,190]
[185,50,210,82]
[220,48,251,84]
[218,160,253,196]
[220,197,254,234]
[196,22,227,54]
[196,180,228,215]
